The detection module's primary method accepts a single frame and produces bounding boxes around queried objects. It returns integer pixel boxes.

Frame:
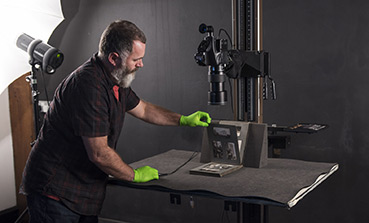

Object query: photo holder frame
[200,121,268,168]
[207,123,241,165]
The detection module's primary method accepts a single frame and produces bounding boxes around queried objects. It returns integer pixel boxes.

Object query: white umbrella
[0,0,64,94]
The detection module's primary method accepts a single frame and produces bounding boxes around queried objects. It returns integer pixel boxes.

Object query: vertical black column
[245,0,256,122]
[232,0,267,222]
[233,0,262,122]
[242,203,268,223]
[233,0,247,121]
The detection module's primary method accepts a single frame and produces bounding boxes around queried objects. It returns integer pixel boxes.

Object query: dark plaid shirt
[20,54,140,215]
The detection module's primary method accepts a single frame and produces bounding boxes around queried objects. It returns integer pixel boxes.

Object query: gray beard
[111,67,137,88]
[120,72,136,88]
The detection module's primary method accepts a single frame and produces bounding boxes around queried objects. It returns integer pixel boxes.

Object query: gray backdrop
[42,0,369,222]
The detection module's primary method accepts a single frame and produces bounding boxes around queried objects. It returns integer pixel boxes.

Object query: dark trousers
[26,193,98,223]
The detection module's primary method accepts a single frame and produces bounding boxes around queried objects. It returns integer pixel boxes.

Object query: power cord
[159,151,198,177]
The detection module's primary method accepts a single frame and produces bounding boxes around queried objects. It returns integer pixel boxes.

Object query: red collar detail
[113,85,119,101]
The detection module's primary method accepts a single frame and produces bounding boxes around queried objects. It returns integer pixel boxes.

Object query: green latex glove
[133,166,159,183]
[180,111,212,127]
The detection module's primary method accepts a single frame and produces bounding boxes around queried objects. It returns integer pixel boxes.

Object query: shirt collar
[93,53,118,89]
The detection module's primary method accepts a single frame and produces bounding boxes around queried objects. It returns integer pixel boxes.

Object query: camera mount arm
[225,50,276,100]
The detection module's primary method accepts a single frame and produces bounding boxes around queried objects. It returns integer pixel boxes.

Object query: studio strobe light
[16,33,64,74]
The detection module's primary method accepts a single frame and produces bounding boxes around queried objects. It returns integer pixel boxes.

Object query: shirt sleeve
[125,87,140,111]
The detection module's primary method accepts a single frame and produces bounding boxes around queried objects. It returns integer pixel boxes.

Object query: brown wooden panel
[8,73,35,222]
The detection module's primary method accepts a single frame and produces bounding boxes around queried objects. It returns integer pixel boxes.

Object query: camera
[194,24,232,105]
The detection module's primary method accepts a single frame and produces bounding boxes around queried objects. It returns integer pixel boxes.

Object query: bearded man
[20,20,211,223]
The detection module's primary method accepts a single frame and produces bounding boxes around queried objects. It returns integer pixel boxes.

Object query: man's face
[112,40,146,88]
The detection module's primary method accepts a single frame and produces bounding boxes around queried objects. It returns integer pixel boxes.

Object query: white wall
[0,88,16,211]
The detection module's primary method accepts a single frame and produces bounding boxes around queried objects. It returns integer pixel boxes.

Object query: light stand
[16,33,64,135]
[14,33,63,223]
[27,64,42,136]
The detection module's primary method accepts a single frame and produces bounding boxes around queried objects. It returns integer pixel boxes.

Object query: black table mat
[109,150,338,208]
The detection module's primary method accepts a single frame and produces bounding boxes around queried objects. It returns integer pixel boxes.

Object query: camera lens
[208,66,227,105]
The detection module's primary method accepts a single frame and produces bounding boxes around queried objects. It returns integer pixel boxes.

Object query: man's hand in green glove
[180,111,212,127]
[133,166,159,183]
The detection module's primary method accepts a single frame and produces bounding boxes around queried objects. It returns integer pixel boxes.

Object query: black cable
[218,28,233,47]
[159,151,198,177]
[218,27,235,114]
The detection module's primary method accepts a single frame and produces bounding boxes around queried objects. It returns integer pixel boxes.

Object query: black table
[108,150,338,223]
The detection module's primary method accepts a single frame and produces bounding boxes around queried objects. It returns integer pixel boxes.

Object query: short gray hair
[98,20,146,59]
